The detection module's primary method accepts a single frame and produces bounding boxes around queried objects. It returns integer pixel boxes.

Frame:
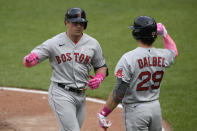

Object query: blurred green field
[0,0,197,130]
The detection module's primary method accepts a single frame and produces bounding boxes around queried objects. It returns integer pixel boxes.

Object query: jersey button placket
[72,47,78,88]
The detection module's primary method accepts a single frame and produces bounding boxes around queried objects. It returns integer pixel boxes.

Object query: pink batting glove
[88,73,105,90]
[24,52,40,63]
[24,52,40,68]
[97,113,112,129]
[157,23,168,37]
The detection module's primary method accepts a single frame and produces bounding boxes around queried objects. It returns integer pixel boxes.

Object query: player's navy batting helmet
[129,16,157,44]
[65,7,88,29]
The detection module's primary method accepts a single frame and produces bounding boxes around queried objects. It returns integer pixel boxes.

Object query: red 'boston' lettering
[55,52,90,65]
[66,53,72,61]
[79,54,85,62]
[138,59,143,69]
[61,54,66,62]
[55,56,61,64]
[74,53,79,61]
[84,56,90,64]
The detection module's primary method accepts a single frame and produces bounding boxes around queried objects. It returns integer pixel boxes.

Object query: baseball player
[97,16,178,131]
[23,7,108,131]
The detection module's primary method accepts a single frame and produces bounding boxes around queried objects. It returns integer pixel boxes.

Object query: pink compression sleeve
[163,34,178,57]
[23,52,40,68]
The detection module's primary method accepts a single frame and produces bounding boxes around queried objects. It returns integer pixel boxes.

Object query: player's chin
[74,31,83,36]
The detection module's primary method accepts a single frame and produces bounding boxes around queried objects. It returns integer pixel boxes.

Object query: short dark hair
[136,37,157,45]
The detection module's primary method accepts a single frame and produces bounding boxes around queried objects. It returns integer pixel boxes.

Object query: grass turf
[0,0,197,130]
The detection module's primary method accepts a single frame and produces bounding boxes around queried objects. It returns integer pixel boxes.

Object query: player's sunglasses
[71,22,85,26]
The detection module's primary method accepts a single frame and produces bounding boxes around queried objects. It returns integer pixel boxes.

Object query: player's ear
[64,20,68,26]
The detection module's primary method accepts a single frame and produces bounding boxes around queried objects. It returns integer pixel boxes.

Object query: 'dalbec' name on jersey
[138,56,165,69]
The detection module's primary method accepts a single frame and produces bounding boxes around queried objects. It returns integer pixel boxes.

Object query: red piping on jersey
[73,33,83,45]
[73,41,78,45]
[65,32,83,45]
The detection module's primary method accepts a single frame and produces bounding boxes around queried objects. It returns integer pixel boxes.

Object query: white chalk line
[0,87,122,108]
[0,87,164,131]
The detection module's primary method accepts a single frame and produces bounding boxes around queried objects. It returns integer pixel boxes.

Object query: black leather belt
[58,83,85,94]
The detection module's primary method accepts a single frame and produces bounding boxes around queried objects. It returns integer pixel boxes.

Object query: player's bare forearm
[105,91,119,111]
[95,67,107,76]
[97,91,118,129]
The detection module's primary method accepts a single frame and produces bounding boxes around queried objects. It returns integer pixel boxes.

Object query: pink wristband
[100,105,112,117]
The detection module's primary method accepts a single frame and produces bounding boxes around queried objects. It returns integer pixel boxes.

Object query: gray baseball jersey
[32,32,106,88]
[114,47,175,131]
[114,47,175,104]
[31,32,106,131]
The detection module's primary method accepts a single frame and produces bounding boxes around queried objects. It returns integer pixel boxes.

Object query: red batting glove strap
[100,105,112,117]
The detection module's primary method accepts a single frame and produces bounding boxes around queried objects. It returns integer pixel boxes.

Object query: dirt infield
[0,88,172,131]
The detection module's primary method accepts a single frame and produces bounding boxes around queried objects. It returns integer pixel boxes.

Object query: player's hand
[97,113,112,129]
[24,52,39,63]
[157,23,168,37]
[88,75,103,90]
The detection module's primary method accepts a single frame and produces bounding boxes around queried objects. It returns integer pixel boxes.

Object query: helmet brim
[67,18,88,23]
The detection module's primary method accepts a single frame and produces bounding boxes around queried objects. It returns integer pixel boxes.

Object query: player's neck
[138,41,153,48]
[66,32,83,43]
